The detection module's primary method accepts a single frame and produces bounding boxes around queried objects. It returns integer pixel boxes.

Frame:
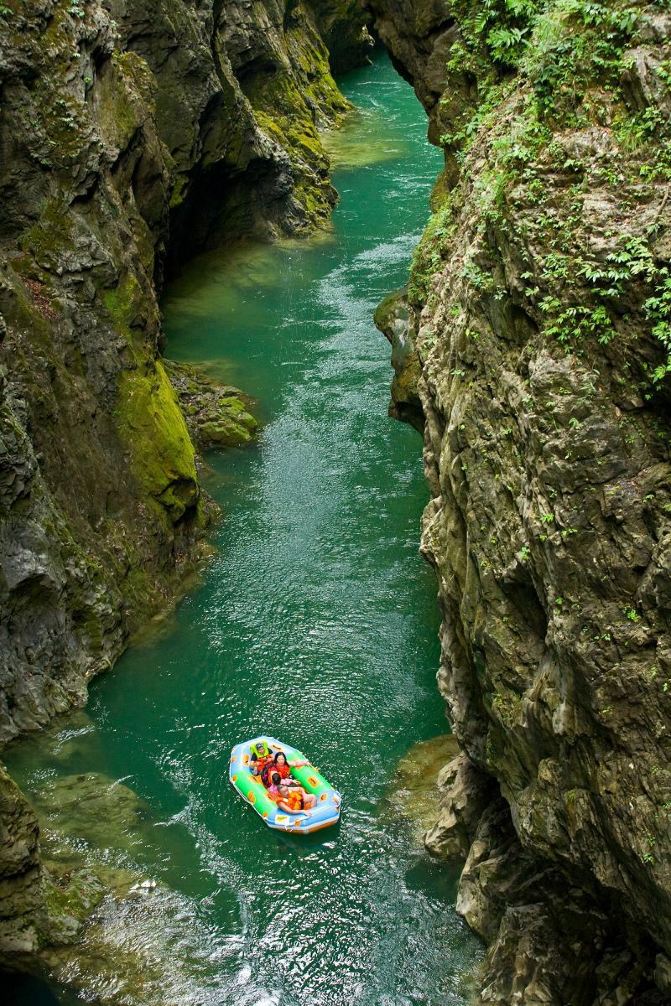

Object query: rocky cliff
[0,0,368,976]
[368,0,671,1002]
[0,0,367,750]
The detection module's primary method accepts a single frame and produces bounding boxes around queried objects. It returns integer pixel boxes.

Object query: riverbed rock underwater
[1,1,671,1004]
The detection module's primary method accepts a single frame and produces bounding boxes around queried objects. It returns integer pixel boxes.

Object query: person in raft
[266,774,315,812]
[250,741,273,778]
[267,772,283,801]
[277,783,317,814]
[272,751,309,781]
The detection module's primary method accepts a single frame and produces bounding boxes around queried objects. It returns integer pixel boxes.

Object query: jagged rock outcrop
[0,0,366,748]
[126,0,360,270]
[0,765,41,960]
[375,288,424,430]
[361,0,461,148]
[165,361,259,450]
[369,0,671,1001]
[0,0,367,981]
[310,0,375,73]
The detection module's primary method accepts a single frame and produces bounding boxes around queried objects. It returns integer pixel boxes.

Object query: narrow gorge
[1,1,670,1005]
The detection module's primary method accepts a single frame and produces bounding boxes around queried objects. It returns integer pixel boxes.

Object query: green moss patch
[116,360,198,522]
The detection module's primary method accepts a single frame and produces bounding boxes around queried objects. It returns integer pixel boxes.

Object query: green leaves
[536,234,670,379]
[540,300,616,346]
[446,0,541,85]
[523,0,641,119]
[487,25,531,64]
[645,272,671,383]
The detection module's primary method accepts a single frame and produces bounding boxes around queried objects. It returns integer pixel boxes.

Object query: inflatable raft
[229,736,341,834]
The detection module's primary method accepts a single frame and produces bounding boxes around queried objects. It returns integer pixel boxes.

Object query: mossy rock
[164,360,260,450]
[116,359,199,523]
[41,864,110,946]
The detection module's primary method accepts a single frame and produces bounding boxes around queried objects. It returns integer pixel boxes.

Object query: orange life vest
[286,789,303,812]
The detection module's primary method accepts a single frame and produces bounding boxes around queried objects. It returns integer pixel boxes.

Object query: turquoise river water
[5,54,482,1006]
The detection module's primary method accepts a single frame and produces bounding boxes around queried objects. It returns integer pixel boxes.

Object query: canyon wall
[0,0,367,751]
[0,0,368,972]
[368,0,671,1002]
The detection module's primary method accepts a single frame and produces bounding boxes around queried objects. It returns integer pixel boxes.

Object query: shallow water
[5,54,482,1005]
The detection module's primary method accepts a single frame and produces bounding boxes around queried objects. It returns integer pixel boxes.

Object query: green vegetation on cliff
[367,0,671,1000]
[411,0,671,393]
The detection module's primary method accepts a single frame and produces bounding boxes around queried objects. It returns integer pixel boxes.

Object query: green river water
[5,54,482,1006]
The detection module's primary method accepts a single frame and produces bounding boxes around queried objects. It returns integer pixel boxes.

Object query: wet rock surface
[0,764,41,960]
[165,361,259,450]
[0,0,367,981]
[1,715,234,1003]
[368,0,671,1002]
[383,733,459,843]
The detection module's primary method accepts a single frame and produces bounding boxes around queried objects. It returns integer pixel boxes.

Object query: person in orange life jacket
[272,751,308,781]
[277,784,317,813]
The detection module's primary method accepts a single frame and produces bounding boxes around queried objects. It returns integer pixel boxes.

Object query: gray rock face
[0,0,365,748]
[0,764,41,960]
[361,0,462,147]
[368,0,671,1002]
[120,0,357,269]
[0,0,367,976]
[374,288,424,430]
[424,750,494,860]
[309,0,375,73]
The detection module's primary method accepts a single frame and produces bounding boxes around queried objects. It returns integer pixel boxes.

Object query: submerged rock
[384,734,459,843]
[1,760,229,1004]
[33,773,149,859]
[0,764,41,961]
[41,882,224,1006]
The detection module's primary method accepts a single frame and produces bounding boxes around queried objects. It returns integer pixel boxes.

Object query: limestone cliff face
[368,0,671,1001]
[0,0,364,745]
[0,0,366,968]
[309,0,375,73]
